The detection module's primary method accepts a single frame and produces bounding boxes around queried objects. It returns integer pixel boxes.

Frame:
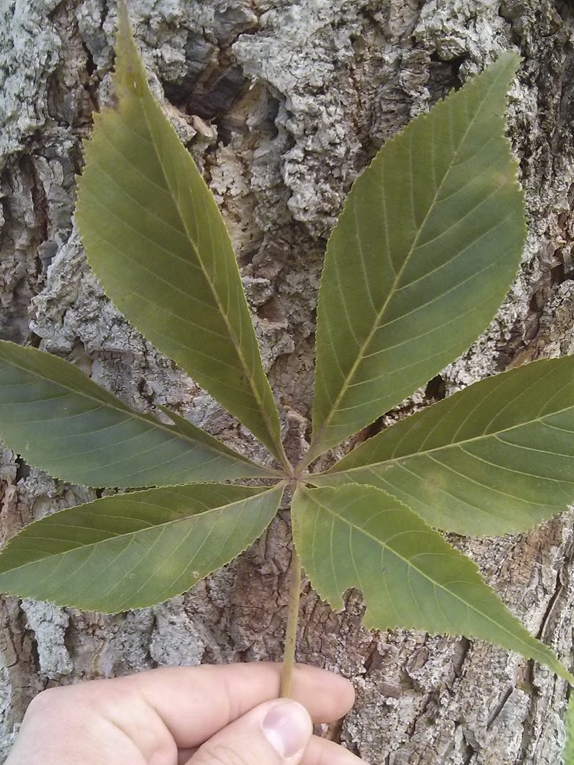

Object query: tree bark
[1,0,574,762]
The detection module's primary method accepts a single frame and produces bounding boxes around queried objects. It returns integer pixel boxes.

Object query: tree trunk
[1,0,574,762]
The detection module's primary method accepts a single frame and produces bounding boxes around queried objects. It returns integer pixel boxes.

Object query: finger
[186,699,312,765]
[128,662,354,748]
[180,735,368,765]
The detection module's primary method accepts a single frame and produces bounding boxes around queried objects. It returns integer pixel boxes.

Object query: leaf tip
[113,0,147,100]
[488,49,522,92]
[116,0,133,54]
[116,0,129,29]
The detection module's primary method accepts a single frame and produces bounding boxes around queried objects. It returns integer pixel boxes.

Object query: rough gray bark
[1,0,574,763]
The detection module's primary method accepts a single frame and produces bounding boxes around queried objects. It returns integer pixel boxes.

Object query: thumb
[188,699,313,765]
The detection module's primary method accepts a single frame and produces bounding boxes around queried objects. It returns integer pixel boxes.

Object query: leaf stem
[278,442,295,478]
[280,545,302,698]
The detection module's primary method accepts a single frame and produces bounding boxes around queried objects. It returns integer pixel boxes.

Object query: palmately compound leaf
[75,3,286,466]
[0,483,284,612]
[292,484,573,682]
[308,53,525,462]
[313,356,574,536]
[0,340,271,488]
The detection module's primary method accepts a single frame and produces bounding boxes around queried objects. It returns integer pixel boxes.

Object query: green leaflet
[0,340,270,488]
[75,4,285,465]
[313,356,574,536]
[0,483,284,612]
[292,484,572,682]
[308,52,525,461]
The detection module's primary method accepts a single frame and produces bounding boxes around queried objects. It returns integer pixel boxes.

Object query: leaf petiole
[280,544,302,698]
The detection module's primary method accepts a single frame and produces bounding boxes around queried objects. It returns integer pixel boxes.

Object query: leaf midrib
[135,69,282,463]
[301,487,541,654]
[311,66,510,454]
[0,485,282,573]
[321,371,574,479]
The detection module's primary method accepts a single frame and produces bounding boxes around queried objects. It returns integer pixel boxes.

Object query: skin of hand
[5,662,368,765]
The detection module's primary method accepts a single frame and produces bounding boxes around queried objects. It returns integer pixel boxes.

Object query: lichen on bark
[1,1,574,763]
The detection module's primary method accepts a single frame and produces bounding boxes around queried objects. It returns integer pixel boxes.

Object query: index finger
[127,662,355,748]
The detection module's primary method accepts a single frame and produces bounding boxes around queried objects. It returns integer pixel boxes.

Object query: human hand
[6,662,367,765]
